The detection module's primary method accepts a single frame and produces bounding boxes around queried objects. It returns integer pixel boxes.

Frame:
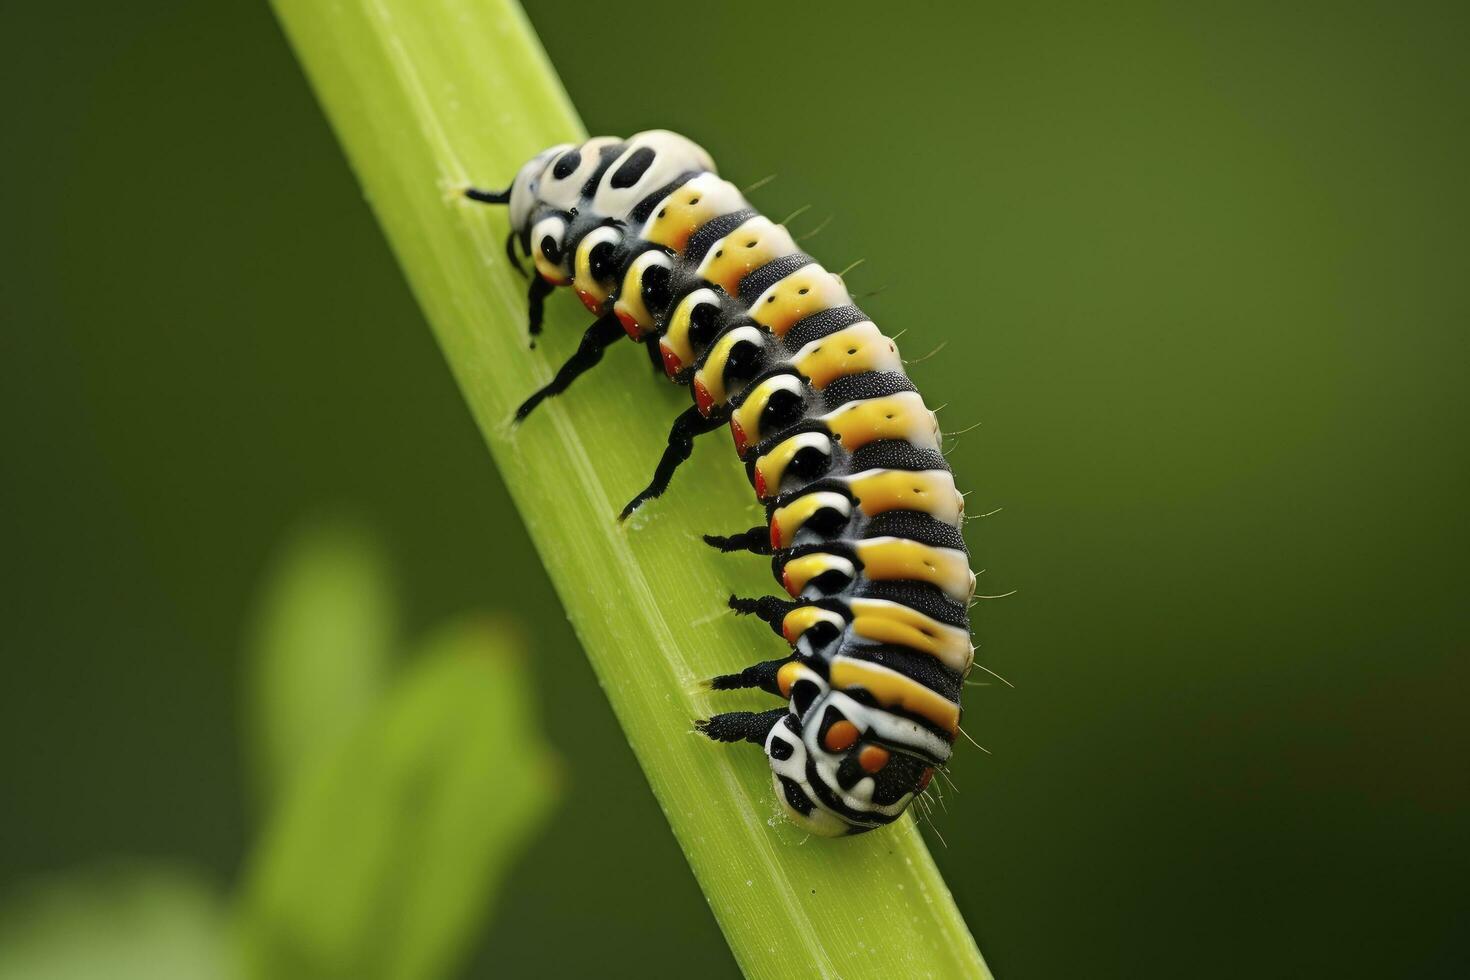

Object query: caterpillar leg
[618,406,726,520]
[695,707,786,745]
[464,187,511,204]
[462,188,527,279]
[526,276,553,347]
[729,594,798,632]
[703,526,772,555]
[709,657,793,696]
[515,313,625,422]
[504,230,527,279]
[463,184,550,343]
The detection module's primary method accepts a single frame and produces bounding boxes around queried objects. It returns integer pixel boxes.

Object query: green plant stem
[270,0,991,975]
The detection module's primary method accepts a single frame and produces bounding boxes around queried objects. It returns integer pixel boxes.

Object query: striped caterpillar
[467,131,976,837]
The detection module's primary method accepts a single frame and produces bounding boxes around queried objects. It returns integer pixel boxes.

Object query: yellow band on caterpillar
[829,656,960,735]
[779,606,847,645]
[792,322,902,389]
[775,660,807,697]
[750,265,852,336]
[781,552,855,597]
[696,216,800,295]
[822,392,940,454]
[639,173,747,252]
[845,468,963,525]
[853,537,975,603]
[848,598,974,674]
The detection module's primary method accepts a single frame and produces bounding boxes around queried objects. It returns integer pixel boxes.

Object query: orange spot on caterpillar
[916,767,934,793]
[769,517,782,551]
[824,720,859,752]
[694,377,714,415]
[754,464,768,499]
[730,416,747,454]
[575,288,601,312]
[858,745,891,773]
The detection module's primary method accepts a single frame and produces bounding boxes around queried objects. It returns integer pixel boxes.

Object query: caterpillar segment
[468,131,979,837]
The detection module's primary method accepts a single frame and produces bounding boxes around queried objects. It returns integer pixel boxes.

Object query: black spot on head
[769,737,795,762]
[540,235,561,264]
[551,149,581,180]
[579,141,627,196]
[610,146,656,188]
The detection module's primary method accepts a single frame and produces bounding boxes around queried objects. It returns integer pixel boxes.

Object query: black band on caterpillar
[469,130,977,838]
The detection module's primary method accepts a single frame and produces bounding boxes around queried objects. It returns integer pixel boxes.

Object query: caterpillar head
[765,662,948,837]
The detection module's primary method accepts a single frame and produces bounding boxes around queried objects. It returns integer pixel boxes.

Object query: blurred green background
[3,0,1467,977]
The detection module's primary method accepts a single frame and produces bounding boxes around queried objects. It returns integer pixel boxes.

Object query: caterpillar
[467,131,976,837]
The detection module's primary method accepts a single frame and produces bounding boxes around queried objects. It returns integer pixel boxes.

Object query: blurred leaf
[246,517,396,812]
[236,616,559,980]
[0,864,230,980]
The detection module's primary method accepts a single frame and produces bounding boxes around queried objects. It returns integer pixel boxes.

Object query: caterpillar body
[468,131,976,837]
